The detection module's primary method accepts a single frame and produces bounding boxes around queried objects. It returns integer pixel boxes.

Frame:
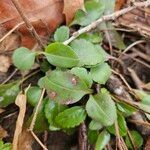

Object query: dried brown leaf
[0,55,11,73]
[0,125,8,139]
[12,93,27,150]
[63,0,85,25]
[0,109,5,114]
[18,130,33,150]
[115,0,127,11]
[0,0,64,48]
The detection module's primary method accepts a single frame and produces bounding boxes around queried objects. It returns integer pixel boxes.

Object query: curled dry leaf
[0,55,11,73]
[18,130,33,150]
[0,0,64,48]
[63,0,85,24]
[0,126,8,139]
[12,93,27,150]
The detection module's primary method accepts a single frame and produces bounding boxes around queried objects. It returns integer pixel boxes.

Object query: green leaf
[125,130,143,149]
[38,70,91,104]
[71,67,93,88]
[26,99,49,133]
[90,63,111,84]
[44,99,67,131]
[107,113,127,136]
[55,106,86,128]
[54,26,70,42]
[135,102,150,114]
[141,93,150,120]
[71,1,104,26]
[99,0,126,49]
[106,23,126,50]
[70,39,105,66]
[40,59,51,72]
[95,130,110,150]
[88,129,99,144]
[13,47,36,71]
[117,102,137,117]
[26,86,42,107]
[0,82,20,107]
[44,42,79,68]
[89,120,103,130]
[100,0,115,14]
[0,140,12,150]
[78,32,102,44]
[86,93,117,126]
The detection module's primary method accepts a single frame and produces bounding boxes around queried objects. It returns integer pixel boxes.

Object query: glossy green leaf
[90,63,111,84]
[54,26,70,42]
[88,129,99,144]
[95,130,110,150]
[55,106,86,128]
[125,130,143,149]
[78,32,102,43]
[89,120,103,130]
[26,86,42,107]
[71,67,93,87]
[38,70,92,104]
[71,1,104,26]
[86,93,117,126]
[13,47,36,71]
[70,39,105,66]
[44,99,67,131]
[26,99,49,132]
[44,43,79,68]
[117,102,137,117]
[107,113,127,136]
[0,82,20,107]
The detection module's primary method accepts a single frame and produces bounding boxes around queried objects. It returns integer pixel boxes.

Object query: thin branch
[31,131,48,150]
[1,69,18,85]
[128,68,143,90]
[11,0,45,49]
[79,122,88,150]
[29,89,45,131]
[0,22,24,43]
[63,1,150,45]
[122,40,145,54]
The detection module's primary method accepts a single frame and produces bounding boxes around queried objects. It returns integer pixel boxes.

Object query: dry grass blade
[12,92,27,150]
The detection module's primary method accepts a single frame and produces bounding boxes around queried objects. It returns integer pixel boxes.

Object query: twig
[127,129,137,150]
[115,121,123,150]
[128,119,150,127]
[63,1,150,45]
[128,68,143,90]
[29,88,45,130]
[111,70,132,92]
[1,69,18,85]
[31,131,48,150]
[79,122,88,150]
[0,22,24,43]
[11,0,45,49]
[122,40,145,54]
